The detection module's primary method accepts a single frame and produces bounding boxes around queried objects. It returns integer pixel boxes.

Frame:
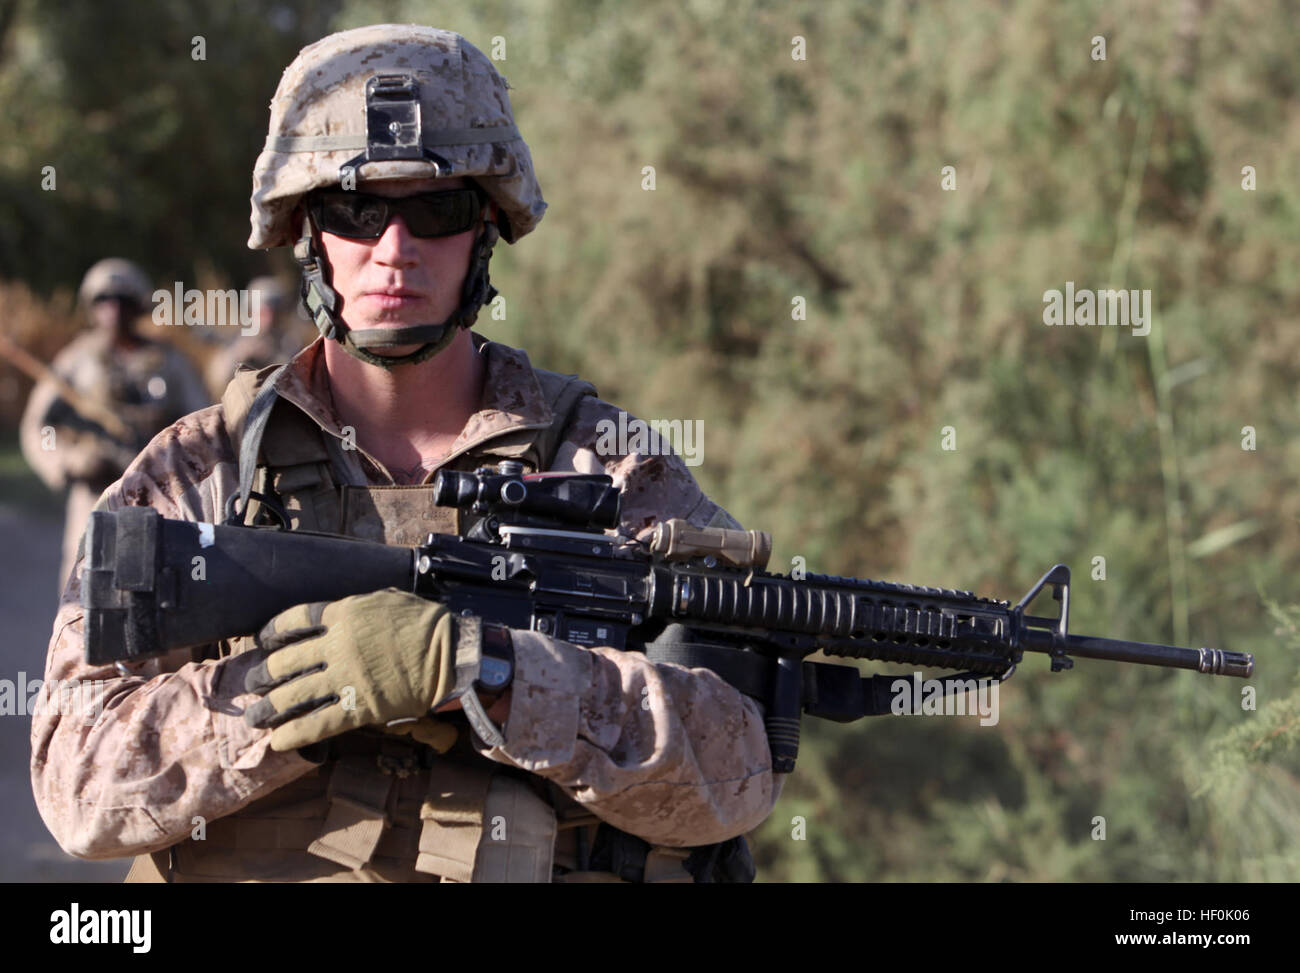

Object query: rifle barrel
[1023,630,1253,677]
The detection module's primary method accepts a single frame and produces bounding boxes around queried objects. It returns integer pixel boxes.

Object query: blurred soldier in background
[19,258,209,591]
[204,275,316,396]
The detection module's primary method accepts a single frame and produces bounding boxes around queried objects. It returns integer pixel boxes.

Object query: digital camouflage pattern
[249,25,546,249]
[30,334,782,876]
[19,327,210,589]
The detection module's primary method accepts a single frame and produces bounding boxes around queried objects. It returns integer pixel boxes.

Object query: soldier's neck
[322,328,485,483]
[103,323,145,351]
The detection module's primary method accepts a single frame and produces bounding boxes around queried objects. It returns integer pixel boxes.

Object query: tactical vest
[126,353,753,883]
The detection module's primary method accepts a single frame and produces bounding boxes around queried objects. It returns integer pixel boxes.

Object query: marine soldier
[31,25,780,882]
[203,276,316,396]
[19,258,209,591]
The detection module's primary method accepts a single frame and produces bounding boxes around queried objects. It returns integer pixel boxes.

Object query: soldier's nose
[372,215,420,267]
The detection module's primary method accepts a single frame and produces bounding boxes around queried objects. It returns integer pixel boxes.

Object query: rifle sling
[645,638,993,723]
[230,363,289,526]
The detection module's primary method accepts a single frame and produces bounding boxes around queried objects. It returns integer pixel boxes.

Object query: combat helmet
[246,275,291,314]
[248,24,546,367]
[78,258,153,316]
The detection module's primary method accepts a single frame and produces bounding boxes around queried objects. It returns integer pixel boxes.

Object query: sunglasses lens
[313,190,479,239]
[403,190,478,237]
[316,194,388,237]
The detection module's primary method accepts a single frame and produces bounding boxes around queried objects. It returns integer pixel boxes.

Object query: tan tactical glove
[243,588,460,752]
[381,716,460,754]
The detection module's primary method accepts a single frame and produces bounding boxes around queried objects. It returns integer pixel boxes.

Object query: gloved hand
[244,588,459,752]
[59,430,137,483]
[381,716,460,753]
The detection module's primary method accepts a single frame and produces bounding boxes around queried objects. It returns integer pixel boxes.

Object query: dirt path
[0,501,129,881]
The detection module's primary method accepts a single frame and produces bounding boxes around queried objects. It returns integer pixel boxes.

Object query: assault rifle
[0,331,136,447]
[83,464,1253,771]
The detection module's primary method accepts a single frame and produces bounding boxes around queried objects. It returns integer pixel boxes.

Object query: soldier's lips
[363,292,428,310]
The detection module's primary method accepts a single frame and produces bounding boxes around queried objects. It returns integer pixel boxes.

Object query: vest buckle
[376,752,420,778]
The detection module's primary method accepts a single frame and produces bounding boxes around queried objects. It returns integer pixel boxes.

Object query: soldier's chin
[352,323,426,359]
[371,343,425,358]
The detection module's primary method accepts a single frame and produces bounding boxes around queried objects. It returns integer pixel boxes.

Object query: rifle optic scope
[433,466,622,530]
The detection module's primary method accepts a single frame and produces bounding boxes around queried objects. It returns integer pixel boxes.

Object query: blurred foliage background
[1,0,1297,880]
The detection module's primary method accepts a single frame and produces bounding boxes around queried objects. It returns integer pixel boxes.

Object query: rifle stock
[83,508,413,665]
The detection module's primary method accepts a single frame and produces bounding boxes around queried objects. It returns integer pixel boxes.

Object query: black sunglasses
[308,188,481,239]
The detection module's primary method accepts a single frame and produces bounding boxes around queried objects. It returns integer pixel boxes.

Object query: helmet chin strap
[293,203,500,369]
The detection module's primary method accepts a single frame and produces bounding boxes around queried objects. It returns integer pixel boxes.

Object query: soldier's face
[316,176,479,340]
[90,296,136,334]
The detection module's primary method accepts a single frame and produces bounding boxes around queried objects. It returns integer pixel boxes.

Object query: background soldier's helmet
[246,24,545,368]
[246,275,291,315]
[248,24,545,249]
[78,258,153,314]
